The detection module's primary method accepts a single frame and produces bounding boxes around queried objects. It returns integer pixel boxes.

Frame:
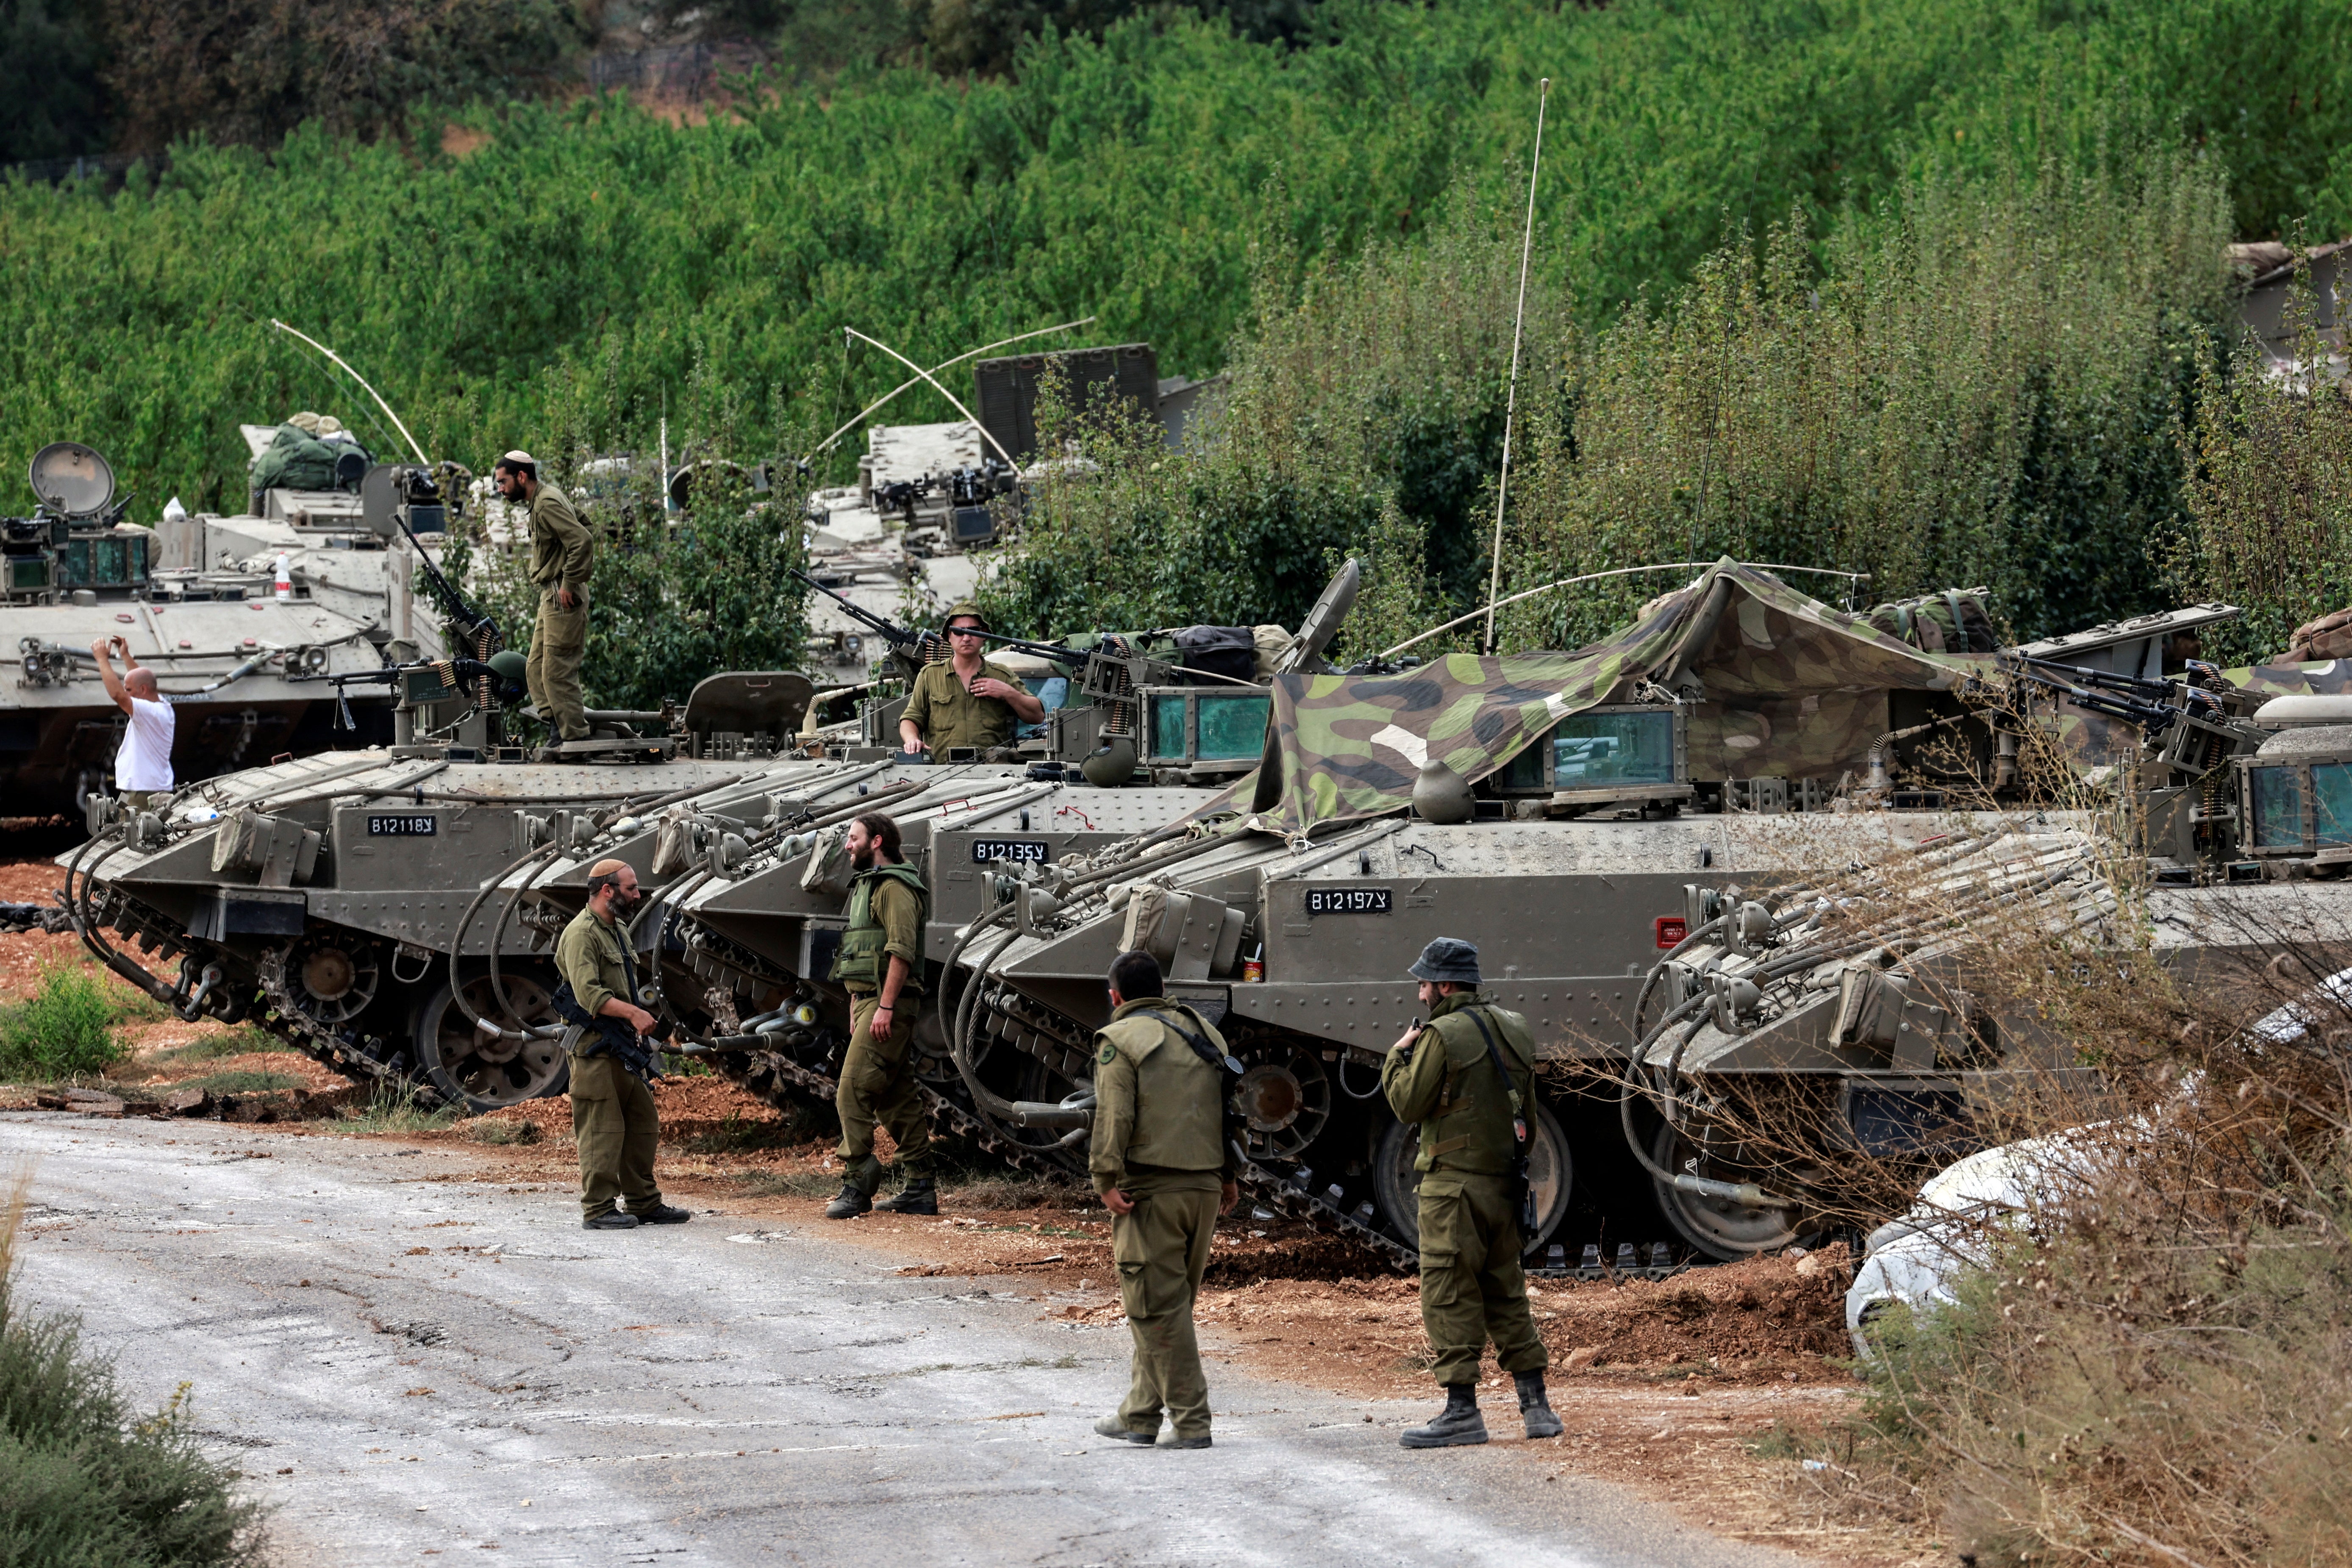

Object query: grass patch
[458,1117,541,1146]
[175,1071,301,1097]
[150,1028,295,1065]
[0,966,129,1080]
[736,1168,842,1200]
[942,1173,1080,1212]
[336,1085,460,1135]
[0,1174,265,1562]
[679,1110,791,1155]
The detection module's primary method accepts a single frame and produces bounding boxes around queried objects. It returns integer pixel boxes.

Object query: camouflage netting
[1225,560,1984,835]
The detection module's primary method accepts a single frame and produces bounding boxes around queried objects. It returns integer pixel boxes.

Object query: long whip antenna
[816,316,1095,456]
[269,320,430,466]
[1482,77,1549,656]
[840,327,1026,479]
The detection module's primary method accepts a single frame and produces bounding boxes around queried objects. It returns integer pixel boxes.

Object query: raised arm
[87,637,133,716]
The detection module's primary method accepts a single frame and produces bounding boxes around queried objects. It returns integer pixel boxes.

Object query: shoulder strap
[1459,1006,1528,1153]
[1140,1007,1237,1074]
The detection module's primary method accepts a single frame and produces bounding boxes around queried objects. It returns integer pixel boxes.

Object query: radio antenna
[1481,77,1549,656]
[269,320,430,466]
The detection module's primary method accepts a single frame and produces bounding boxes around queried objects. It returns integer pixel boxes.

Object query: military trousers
[571,1050,661,1220]
[1111,1171,1220,1439]
[1416,1172,1547,1387]
[835,994,931,1189]
[120,790,168,816]
[528,587,590,741]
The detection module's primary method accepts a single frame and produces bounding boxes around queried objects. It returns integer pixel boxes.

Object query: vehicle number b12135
[969,839,1048,864]
[367,815,437,837]
[1305,887,1391,915]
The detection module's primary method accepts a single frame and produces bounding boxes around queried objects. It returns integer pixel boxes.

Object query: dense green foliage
[4,0,2344,533]
[2168,280,2352,663]
[993,148,2235,648]
[0,967,129,1081]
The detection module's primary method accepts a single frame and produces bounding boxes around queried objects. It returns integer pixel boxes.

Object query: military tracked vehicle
[897,562,2352,1269]
[60,656,831,1112]
[1,433,456,816]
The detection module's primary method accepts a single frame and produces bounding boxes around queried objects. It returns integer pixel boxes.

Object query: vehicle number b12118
[367,815,437,837]
[1305,887,1391,915]
[969,838,1048,864]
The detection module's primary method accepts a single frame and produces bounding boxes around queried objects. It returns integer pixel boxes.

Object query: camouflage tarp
[1226,560,1980,835]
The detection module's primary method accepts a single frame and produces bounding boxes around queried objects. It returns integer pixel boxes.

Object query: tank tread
[254,949,453,1112]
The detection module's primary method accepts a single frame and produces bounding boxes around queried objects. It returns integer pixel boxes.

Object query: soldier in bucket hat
[1381,937,1562,1448]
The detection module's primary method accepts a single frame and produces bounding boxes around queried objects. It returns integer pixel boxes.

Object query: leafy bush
[0,968,128,1082]
[6,0,2349,556]
[0,1186,265,1565]
[988,145,2233,648]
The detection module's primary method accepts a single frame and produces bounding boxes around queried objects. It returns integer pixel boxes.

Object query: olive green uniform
[525,482,593,741]
[830,863,931,1195]
[1090,998,1235,1442]
[902,658,1021,755]
[1382,991,1546,1388]
[555,905,663,1222]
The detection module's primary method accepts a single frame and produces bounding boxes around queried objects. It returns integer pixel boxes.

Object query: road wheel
[412,971,568,1113]
[1649,1119,1797,1260]
[1370,1102,1572,1257]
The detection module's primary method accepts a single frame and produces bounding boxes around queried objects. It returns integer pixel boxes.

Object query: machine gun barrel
[2017,655,2176,700]
[2011,666,2179,731]
[789,568,942,662]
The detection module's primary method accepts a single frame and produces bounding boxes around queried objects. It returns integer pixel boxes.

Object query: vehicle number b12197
[969,838,1048,864]
[367,815,437,837]
[1305,887,1391,915]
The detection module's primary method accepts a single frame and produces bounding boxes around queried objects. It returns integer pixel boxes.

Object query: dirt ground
[0,851,1940,1565]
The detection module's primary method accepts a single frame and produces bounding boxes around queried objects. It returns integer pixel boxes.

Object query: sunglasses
[947,626,985,638]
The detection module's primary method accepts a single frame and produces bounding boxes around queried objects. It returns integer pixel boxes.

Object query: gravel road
[3,1114,1815,1568]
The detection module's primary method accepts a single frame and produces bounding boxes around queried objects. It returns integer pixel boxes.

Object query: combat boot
[825,1156,882,1220]
[875,1176,938,1216]
[1515,1369,1564,1439]
[1400,1383,1487,1449]
[631,1202,693,1225]
[583,1210,639,1231]
[1091,1415,1155,1445]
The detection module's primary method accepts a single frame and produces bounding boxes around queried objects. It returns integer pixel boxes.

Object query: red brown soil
[0,852,1933,1565]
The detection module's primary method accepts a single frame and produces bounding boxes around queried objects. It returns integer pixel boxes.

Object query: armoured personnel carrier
[902,562,2352,1269]
[60,659,829,1112]
[1,432,455,816]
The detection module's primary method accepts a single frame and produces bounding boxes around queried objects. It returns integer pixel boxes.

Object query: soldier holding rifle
[1382,936,1562,1447]
[554,859,690,1231]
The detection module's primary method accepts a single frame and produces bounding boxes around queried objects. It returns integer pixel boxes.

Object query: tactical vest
[830,862,929,992]
[1098,1005,1228,1171]
[1414,1001,1536,1176]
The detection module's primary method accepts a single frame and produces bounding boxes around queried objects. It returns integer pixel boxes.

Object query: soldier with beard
[555,859,691,1231]
[825,812,938,1219]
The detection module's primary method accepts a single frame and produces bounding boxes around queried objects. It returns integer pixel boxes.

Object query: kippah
[589,858,630,879]
[501,450,537,468]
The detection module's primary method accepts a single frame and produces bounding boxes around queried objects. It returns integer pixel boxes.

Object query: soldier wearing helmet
[1382,936,1562,1449]
[898,603,1042,759]
[492,450,593,745]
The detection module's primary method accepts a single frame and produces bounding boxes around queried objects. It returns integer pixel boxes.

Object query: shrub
[0,967,127,1082]
[0,1180,267,1565]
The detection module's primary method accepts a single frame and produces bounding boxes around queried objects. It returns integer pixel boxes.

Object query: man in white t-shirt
[90,636,174,813]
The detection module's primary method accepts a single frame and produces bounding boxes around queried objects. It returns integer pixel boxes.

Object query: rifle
[549,978,668,1085]
[2015,656,2229,720]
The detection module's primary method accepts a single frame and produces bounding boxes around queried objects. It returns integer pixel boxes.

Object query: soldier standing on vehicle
[1089,949,1240,1451]
[899,604,1042,758]
[494,451,593,744]
[89,635,173,814]
[1381,936,1562,1447]
[825,812,939,1219]
[555,859,690,1231]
